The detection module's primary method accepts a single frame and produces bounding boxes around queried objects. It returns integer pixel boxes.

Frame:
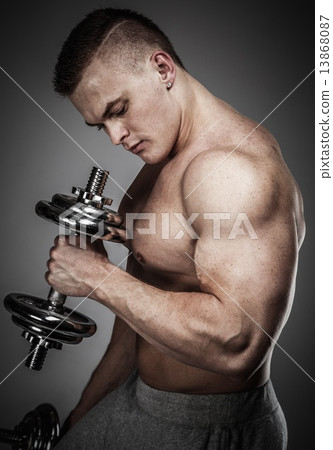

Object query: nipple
[136,252,145,264]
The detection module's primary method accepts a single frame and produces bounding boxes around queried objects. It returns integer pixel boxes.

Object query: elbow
[214,336,270,382]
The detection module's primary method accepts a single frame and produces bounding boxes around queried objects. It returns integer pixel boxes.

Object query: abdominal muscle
[127,258,271,394]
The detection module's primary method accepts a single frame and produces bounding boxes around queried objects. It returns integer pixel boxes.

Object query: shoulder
[182,146,279,222]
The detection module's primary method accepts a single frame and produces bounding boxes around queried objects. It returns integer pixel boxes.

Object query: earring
[166,82,172,89]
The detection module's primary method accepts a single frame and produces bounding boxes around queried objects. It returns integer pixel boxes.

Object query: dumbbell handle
[0,428,21,445]
[47,287,66,311]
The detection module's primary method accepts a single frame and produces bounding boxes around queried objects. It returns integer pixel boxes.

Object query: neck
[169,73,220,158]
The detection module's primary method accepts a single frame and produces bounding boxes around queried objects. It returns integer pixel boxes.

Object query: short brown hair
[53,8,185,96]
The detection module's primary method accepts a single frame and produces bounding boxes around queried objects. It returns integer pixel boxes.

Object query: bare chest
[120,163,197,282]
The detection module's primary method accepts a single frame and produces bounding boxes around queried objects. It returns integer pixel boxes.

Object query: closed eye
[112,102,128,117]
[85,120,103,129]
[85,101,129,131]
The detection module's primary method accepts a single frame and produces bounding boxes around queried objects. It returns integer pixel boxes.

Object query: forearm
[75,316,137,414]
[93,264,242,376]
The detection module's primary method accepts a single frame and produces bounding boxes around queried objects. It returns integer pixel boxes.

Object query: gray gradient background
[0,1,314,449]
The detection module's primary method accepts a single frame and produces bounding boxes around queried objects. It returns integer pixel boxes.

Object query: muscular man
[50,8,305,449]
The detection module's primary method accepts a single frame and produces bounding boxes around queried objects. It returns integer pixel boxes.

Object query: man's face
[70,57,181,164]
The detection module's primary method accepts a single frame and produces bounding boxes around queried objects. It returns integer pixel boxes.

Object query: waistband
[135,374,279,428]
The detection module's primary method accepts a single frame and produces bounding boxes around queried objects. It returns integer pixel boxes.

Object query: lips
[127,141,143,154]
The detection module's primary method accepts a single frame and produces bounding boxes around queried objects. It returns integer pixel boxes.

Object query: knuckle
[58,234,67,245]
[55,234,68,246]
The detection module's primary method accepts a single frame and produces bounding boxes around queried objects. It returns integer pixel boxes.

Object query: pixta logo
[59,203,106,249]
[125,212,258,240]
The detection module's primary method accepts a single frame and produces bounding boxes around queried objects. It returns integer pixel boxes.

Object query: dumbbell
[0,403,59,449]
[4,167,124,370]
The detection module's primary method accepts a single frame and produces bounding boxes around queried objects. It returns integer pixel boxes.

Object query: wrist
[88,260,118,304]
[93,263,128,310]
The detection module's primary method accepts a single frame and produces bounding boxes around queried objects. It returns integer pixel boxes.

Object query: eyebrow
[85,96,126,127]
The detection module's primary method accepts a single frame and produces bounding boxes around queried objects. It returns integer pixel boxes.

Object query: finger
[46,257,56,272]
[105,211,124,226]
[60,234,85,248]
[101,226,126,243]
[115,228,127,243]
[68,234,85,248]
[44,270,51,285]
[54,234,68,246]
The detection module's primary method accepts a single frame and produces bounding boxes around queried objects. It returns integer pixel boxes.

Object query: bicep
[193,216,298,342]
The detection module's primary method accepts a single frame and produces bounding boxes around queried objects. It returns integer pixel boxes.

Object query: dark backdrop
[0,1,314,449]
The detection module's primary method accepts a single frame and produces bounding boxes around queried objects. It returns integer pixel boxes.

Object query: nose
[106,121,129,145]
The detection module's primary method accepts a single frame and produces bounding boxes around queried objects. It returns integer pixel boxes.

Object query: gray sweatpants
[55,370,287,449]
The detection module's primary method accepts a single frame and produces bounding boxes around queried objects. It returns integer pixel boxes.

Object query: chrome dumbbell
[0,403,59,450]
[4,167,124,370]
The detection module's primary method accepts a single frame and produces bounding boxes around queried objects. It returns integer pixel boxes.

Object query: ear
[150,51,176,87]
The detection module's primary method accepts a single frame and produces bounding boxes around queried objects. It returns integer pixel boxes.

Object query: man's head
[54,8,188,163]
[53,8,185,97]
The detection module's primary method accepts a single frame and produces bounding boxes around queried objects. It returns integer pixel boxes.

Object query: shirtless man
[50,8,305,449]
